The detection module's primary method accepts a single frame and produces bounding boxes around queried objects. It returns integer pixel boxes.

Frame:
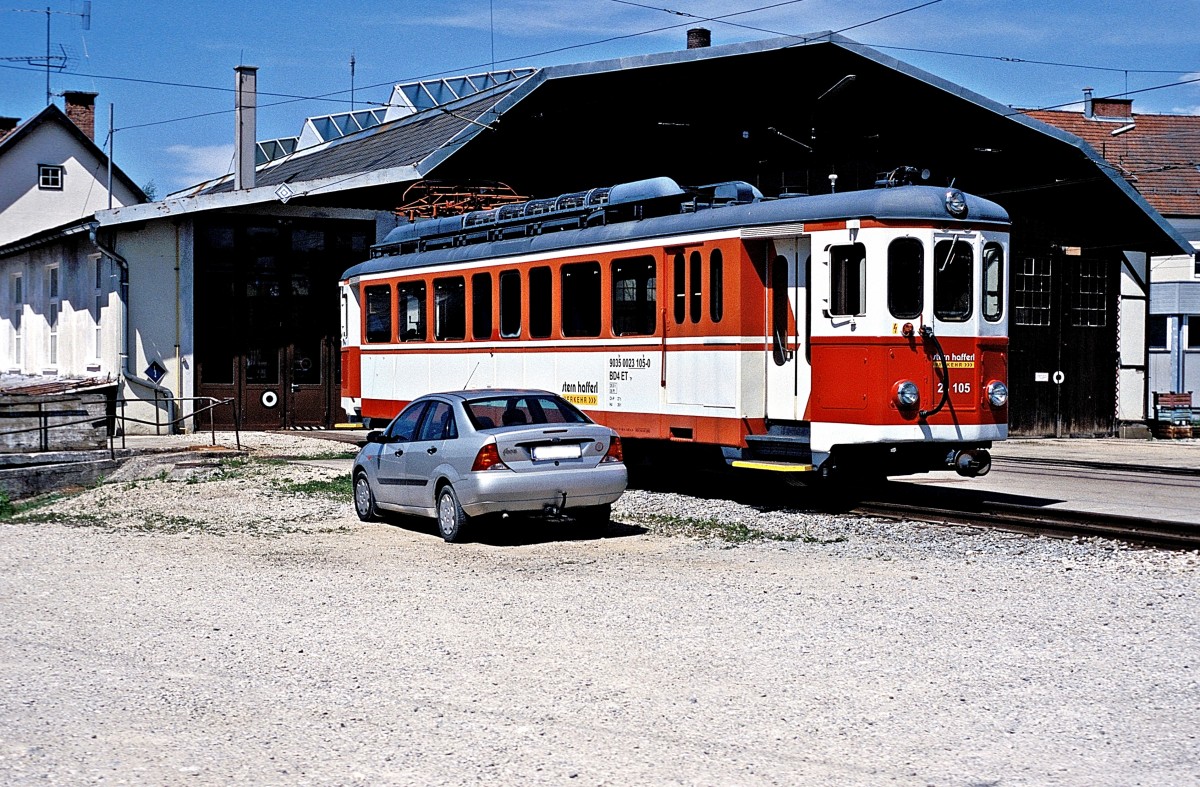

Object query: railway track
[852,494,1200,551]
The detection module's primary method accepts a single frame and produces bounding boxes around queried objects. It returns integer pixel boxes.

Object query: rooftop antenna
[350,51,356,111]
[5,2,91,105]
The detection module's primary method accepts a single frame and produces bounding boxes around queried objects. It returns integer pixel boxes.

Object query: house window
[1148,316,1168,350]
[47,265,59,365]
[94,257,105,359]
[38,164,64,190]
[1188,316,1200,350]
[11,274,22,367]
[1070,259,1106,328]
[1015,256,1052,327]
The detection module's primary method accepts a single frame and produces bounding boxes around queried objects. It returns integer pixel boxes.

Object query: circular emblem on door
[261,390,279,408]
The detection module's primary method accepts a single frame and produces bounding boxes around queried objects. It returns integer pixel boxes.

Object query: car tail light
[471,443,508,471]
[600,435,623,464]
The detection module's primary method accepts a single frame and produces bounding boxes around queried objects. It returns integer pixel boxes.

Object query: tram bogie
[339,174,1010,480]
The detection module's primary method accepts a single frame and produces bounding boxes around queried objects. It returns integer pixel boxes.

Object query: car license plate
[532,444,581,461]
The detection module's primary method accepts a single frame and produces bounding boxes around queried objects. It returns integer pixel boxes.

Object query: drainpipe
[88,223,178,431]
[1175,316,1185,393]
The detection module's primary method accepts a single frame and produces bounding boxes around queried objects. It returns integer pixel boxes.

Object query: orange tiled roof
[1026,108,1200,218]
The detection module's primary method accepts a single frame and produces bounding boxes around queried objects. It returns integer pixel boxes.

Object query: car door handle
[393,449,404,456]
[426,446,437,454]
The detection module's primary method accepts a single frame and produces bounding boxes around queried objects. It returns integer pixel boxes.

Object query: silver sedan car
[352,389,627,542]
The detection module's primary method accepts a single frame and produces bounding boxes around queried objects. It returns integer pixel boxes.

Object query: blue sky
[2,0,1197,196]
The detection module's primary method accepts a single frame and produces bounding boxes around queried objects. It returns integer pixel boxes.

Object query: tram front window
[829,243,866,316]
[887,238,923,319]
[934,239,973,322]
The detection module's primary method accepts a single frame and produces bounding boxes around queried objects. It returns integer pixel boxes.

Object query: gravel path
[1,434,1197,785]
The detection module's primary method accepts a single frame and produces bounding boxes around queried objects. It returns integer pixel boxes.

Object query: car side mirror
[365,430,386,444]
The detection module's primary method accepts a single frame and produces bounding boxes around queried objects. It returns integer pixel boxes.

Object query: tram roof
[341,184,1009,280]
[98,32,1189,256]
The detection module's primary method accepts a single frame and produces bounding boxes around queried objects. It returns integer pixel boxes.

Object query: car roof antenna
[462,360,481,390]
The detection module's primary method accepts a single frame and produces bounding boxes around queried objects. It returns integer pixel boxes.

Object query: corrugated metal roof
[194,87,521,197]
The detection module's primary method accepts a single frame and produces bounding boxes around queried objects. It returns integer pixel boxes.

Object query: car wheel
[573,503,611,536]
[353,471,379,522]
[436,485,469,543]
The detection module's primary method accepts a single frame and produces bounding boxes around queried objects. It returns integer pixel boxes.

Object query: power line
[3,1,1197,135]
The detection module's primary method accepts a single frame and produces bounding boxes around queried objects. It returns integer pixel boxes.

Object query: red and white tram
[340,173,1009,480]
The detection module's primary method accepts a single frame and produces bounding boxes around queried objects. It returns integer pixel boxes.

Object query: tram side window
[562,262,601,337]
[689,251,702,324]
[500,270,521,338]
[364,284,392,343]
[397,281,427,341]
[434,277,466,341]
[829,243,866,316]
[529,266,552,339]
[709,249,724,323]
[612,256,656,335]
[472,272,492,340]
[983,243,1004,322]
[887,238,923,320]
[672,252,685,324]
[934,239,973,321]
[771,255,791,366]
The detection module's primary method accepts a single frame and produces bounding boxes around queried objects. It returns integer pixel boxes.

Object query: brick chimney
[0,117,19,143]
[1092,97,1133,118]
[63,90,98,140]
[687,27,711,48]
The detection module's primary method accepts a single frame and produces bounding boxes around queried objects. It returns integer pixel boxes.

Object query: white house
[0,94,144,388]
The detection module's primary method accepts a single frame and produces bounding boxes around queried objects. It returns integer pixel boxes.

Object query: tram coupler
[950,448,992,477]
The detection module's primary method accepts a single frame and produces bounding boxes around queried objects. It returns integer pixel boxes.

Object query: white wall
[0,121,141,247]
[0,232,121,380]
[111,220,195,433]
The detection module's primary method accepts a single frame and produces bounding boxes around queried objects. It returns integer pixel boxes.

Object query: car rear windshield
[464,395,591,430]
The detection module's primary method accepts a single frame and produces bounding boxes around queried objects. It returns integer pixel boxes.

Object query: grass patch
[636,513,847,545]
[259,450,357,463]
[272,474,352,501]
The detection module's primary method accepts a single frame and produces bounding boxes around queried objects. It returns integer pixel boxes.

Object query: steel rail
[851,498,1200,551]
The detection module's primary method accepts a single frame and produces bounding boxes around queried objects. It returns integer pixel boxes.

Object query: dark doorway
[194,217,372,429]
[1008,247,1120,436]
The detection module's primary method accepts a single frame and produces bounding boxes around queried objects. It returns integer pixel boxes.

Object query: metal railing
[115,394,241,453]
[0,395,240,460]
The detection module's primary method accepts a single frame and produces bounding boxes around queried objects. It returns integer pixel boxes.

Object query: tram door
[764,236,811,420]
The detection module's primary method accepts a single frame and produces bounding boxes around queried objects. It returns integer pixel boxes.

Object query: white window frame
[94,256,105,360]
[11,273,22,368]
[38,164,64,191]
[46,265,60,366]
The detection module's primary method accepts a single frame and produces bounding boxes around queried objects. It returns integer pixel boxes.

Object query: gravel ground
[1,433,1198,785]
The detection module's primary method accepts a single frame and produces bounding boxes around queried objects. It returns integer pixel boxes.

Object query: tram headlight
[944,188,968,218]
[987,380,1009,408]
[893,380,920,409]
